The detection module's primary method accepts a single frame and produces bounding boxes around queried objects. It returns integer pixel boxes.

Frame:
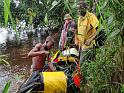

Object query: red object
[73,74,81,88]
[53,58,58,63]
[73,64,82,88]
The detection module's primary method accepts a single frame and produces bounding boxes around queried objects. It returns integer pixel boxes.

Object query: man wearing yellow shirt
[75,1,99,62]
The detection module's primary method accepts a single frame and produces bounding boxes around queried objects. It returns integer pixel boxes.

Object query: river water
[0,27,59,92]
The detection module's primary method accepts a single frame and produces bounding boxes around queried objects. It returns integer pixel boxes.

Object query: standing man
[59,14,76,50]
[75,1,99,62]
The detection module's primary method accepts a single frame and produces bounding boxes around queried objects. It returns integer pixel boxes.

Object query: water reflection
[0,28,8,44]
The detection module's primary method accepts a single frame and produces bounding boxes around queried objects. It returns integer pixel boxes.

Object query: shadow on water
[0,26,60,92]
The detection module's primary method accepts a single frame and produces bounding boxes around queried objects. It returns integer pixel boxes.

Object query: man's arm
[28,43,49,57]
[85,28,97,45]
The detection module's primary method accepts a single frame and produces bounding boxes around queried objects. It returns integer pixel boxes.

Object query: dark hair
[77,1,87,9]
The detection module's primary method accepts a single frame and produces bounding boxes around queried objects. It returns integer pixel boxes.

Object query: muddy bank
[0,65,29,93]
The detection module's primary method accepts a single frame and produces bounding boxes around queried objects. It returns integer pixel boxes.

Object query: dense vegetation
[0,0,124,93]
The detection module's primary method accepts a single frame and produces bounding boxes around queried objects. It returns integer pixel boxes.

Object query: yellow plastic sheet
[58,56,79,63]
[42,72,67,93]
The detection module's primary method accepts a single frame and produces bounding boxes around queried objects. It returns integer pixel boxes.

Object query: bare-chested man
[28,36,54,73]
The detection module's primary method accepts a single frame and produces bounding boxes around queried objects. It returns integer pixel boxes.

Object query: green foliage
[4,0,17,33]
[4,0,10,26]
[121,84,124,93]
[27,8,36,24]
[108,0,124,25]
[2,80,11,93]
[2,0,79,27]
[49,0,61,11]
[81,40,122,93]
[0,55,10,66]
[44,13,49,25]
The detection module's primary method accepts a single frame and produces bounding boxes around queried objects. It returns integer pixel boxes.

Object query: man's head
[77,1,87,16]
[44,36,54,50]
[64,14,72,20]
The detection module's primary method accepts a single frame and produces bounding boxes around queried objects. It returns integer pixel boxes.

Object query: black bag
[18,71,44,93]
[95,29,107,48]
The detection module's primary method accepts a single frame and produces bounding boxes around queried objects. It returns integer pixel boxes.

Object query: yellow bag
[58,56,79,63]
[42,72,67,93]
[19,71,67,93]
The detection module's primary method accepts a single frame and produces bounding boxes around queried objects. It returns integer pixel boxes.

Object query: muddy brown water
[0,28,60,93]
[0,40,32,93]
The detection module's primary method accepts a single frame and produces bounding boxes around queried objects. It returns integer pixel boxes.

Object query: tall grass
[81,38,122,93]
[80,0,124,93]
